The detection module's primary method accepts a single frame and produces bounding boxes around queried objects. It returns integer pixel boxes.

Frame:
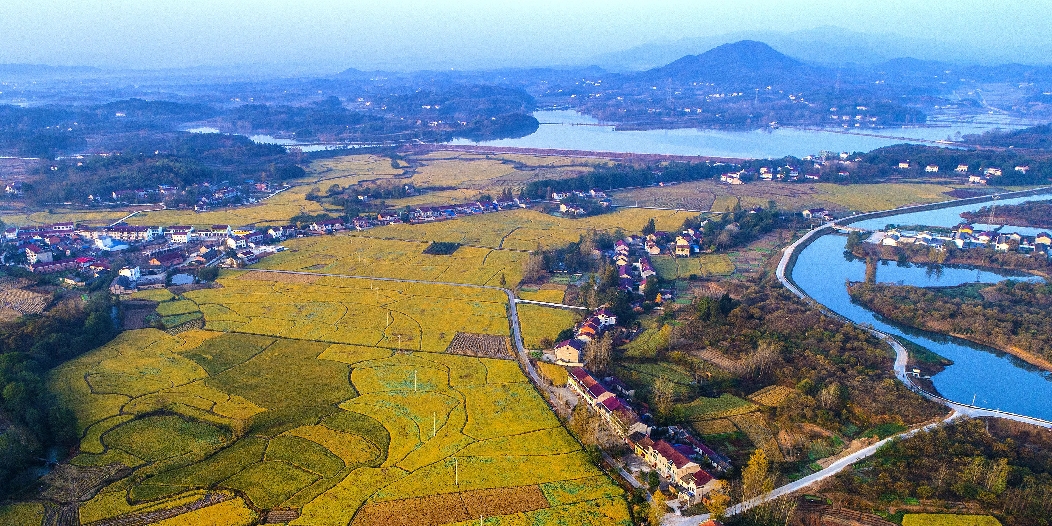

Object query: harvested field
[239,270,319,284]
[692,418,739,436]
[749,385,795,407]
[0,278,48,316]
[446,332,513,360]
[729,412,784,462]
[353,485,548,526]
[121,300,158,330]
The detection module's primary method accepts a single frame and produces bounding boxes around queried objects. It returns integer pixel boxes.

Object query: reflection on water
[447,110,1035,159]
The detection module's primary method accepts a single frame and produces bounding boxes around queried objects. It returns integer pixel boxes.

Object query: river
[447,110,1035,159]
[792,193,1052,420]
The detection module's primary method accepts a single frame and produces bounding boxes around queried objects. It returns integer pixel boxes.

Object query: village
[539,228,734,511]
[867,223,1052,257]
[0,196,536,293]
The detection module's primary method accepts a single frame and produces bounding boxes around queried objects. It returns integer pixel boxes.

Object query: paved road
[514,298,590,310]
[241,269,542,383]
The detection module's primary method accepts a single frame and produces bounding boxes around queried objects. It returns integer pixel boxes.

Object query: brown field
[445,332,514,360]
[352,485,549,526]
[239,270,320,284]
[611,180,962,213]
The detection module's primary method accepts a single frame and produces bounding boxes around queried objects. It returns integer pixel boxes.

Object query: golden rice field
[611,180,962,214]
[360,208,695,251]
[307,154,405,181]
[1,209,129,227]
[254,235,525,287]
[812,182,956,212]
[182,272,510,352]
[126,185,328,228]
[31,266,629,525]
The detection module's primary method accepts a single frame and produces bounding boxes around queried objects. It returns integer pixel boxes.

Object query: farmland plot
[39,267,628,525]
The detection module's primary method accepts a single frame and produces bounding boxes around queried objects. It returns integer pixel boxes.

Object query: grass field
[902,514,1002,526]
[36,263,629,525]
[813,183,955,212]
[678,394,758,421]
[516,305,580,350]
[651,254,734,280]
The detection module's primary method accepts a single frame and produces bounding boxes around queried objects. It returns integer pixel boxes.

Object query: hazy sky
[3,0,1051,72]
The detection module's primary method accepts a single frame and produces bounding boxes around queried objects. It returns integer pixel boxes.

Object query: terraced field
[35,268,629,525]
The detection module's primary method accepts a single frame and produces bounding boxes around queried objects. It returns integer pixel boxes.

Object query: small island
[848,281,1052,372]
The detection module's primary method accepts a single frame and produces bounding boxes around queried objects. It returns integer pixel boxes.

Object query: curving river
[791,193,1052,421]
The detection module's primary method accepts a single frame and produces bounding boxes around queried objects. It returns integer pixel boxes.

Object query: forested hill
[965,123,1052,150]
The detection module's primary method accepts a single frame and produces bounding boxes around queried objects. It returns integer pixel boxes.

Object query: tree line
[848,281,1052,367]
[828,418,1052,526]
[0,292,118,495]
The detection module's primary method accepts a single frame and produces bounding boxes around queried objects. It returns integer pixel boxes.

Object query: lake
[793,193,1052,420]
[447,110,1035,159]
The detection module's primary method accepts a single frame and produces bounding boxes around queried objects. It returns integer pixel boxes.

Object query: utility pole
[454,457,459,486]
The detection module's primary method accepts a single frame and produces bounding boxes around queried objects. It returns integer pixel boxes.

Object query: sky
[2,0,1051,72]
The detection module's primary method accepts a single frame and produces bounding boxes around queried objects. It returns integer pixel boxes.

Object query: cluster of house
[609,231,703,291]
[389,198,527,223]
[553,307,618,365]
[90,181,287,209]
[551,190,610,216]
[871,224,1052,256]
[566,366,728,505]
[801,208,835,221]
[894,162,1027,185]
[3,221,301,280]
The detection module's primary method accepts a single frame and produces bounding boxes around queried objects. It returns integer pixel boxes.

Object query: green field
[517,305,579,349]
[651,255,735,280]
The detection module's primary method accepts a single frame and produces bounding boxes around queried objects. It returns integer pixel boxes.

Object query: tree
[585,332,613,373]
[642,218,656,236]
[647,470,660,491]
[703,480,731,520]
[198,266,219,281]
[499,273,507,289]
[643,276,659,303]
[741,448,775,501]
[651,375,677,420]
[648,490,668,526]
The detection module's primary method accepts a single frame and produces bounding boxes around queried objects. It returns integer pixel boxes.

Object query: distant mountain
[0,64,102,77]
[642,40,813,85]
[588,27,1052,71]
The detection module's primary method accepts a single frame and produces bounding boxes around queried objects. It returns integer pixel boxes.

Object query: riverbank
[848,281,1052,374]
